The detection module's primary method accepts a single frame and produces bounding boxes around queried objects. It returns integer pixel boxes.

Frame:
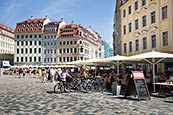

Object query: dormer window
[65,25,71,28]
[35,24,38,27]
[30,27,33,31]
[21,28,24,31]
[17,28,20,31]
[34,28,37,31]
[22,24,25,27]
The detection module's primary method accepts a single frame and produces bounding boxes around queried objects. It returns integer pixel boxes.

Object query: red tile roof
[15,18,47,33]
[0,23,14,33]
[17,18,47,24]
[43,21,61,34]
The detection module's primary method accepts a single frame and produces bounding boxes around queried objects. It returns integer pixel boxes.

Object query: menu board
[134,79,150,100]
[125,71,150,101]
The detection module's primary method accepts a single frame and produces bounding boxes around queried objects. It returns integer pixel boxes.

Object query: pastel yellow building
[120,0,173,56]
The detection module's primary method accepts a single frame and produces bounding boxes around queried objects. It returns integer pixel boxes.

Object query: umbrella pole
[95,63,97,77]
[152,58,156,92]
[117,61,120,74]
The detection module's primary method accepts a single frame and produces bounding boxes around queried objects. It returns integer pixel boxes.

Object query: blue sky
[0,0,116,47]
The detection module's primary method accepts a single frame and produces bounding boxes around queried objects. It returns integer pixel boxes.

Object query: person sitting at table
[169,72,173,81]
[165,72,173,84]
[158,72,167,82]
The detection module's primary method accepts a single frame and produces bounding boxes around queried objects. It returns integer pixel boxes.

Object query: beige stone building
[112,0,173,72]
[113,0,122,55]
[120,0,173,56]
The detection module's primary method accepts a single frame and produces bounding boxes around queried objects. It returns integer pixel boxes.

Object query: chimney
[45,15,48,18]
[71,21,74,24]
[30,16,34,20]
[61,18,64,21]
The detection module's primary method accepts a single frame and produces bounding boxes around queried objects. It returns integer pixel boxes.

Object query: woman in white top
[60,69,71,92]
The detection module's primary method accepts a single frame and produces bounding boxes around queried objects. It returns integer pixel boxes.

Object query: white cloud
[1,0,18,21]
[42,0,78,19]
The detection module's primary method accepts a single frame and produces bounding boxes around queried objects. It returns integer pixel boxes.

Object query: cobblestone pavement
[0,75,173,115]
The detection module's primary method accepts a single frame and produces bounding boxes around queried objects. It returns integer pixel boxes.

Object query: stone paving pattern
[0,75,173,115]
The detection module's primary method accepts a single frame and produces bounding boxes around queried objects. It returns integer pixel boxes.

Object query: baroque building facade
[58,23,104,64]
[113,0,122,55]
[14,17,104,65]
[42,19,66,65]
[114,0,173,71]
[120,0,173,55]
[0,24,15,65]
[14,16,50,65]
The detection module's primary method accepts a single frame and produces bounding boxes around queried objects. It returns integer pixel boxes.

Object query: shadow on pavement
[163,100,173,103]
[46,90,56,94]
[115,96,139,101]
[105,92,139,101]
[35,81,43,83]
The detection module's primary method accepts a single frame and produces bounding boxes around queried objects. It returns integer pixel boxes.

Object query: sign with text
[132,71,145,79]
[125,71,150,101]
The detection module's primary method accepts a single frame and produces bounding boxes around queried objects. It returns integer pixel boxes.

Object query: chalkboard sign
[125,71,150,101]
[134,79,150,100]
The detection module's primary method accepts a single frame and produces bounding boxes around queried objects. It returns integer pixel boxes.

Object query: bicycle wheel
[54,82,61,93]
[59,82,65,93]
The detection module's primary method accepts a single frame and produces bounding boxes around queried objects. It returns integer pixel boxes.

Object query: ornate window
[151,11,156,24]
[162,6,168,20]
[135,39,139,51]
[151,35,156,48]
[124,43,126,53]
[162,31,168,46]
[143,37,147,50]
[135,1,138,10]
[142,15,147,27]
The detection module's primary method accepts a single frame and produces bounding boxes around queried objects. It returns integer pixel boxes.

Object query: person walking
[18,68,23,78]
[38,68,42,78]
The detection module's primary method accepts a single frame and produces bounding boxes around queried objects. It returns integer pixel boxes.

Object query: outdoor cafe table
[154,82,173,99]
[155,82,173,86]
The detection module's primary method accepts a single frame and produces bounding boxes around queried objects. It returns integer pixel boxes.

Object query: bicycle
[54,79,65,93]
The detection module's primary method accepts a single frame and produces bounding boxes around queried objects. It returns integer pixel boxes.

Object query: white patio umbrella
[66,58,111,77]
[66,56,131,74]
[106,55,129,74]
[11,65,19,68]
[101,55,132,74]
[20,64,28,68]
[81,56,130,75]
[29,65,34,67]
[66,59,96,66]
[129,50,173,92]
